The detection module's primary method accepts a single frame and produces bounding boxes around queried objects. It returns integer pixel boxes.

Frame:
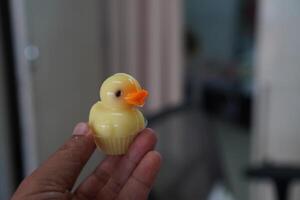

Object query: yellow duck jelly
[89,73,148,155]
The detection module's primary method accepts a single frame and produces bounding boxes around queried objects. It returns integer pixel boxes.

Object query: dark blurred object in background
[0,0,23,198]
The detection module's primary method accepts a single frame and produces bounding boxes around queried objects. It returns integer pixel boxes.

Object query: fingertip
[139,128,157,144]
[73,122,89,136]
[127,129,157,162]
[144,127,155,133]
[151,151,162,162]
[145,151,162,169]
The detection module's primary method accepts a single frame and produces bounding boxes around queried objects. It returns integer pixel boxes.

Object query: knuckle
[93,169,111,185]
[132,175,151,190]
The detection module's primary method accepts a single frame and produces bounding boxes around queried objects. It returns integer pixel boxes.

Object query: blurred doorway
[183,0,256,199]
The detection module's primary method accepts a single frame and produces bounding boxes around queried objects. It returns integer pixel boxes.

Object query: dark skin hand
[12,123,161,200]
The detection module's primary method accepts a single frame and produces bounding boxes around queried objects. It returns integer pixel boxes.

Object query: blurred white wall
[251,0,300,199]
[10,0,105,176]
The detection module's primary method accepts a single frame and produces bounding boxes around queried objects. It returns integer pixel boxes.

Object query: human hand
[12,123,161,200]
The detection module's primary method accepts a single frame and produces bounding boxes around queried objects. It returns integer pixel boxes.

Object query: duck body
[89,101,145,138]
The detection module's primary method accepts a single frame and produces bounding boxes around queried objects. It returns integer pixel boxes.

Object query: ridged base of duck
[94,134,137,155]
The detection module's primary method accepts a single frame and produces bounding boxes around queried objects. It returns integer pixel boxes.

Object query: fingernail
[73,123,89,135]
[145,128,155,134]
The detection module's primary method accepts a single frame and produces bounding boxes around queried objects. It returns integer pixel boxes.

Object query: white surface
[10,0,38,174]
[251,0,300,199]
[267,87,300,163]
[24,0,104,164]
[107,0,121,73]
[161,0,184,107]
[144,0,162,112]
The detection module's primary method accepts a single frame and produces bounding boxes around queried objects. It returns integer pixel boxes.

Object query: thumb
[15,123,96,196]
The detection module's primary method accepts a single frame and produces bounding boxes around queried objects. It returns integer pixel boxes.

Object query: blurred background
[1,0,300,199]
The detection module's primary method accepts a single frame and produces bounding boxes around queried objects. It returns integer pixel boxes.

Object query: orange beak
[124,89,148,106]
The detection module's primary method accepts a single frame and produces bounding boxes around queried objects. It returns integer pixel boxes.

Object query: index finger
[14,123,96,197]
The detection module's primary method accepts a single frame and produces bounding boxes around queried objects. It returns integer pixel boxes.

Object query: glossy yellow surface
[89,73,148,154]
[89,101,145,137]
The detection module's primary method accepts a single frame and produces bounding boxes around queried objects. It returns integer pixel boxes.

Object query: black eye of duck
[115,90,122,97]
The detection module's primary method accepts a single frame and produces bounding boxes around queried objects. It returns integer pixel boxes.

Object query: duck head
[100,73,148,108]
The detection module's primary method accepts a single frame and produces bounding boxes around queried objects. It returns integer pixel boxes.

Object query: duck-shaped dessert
[89,73,148,155]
